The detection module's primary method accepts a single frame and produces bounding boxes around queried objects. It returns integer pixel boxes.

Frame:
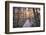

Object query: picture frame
[5,1,45,34]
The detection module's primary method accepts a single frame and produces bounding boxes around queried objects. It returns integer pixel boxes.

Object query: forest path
[23,19,32,27]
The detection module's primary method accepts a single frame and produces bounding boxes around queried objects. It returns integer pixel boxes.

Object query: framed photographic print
[5,1,45,34]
